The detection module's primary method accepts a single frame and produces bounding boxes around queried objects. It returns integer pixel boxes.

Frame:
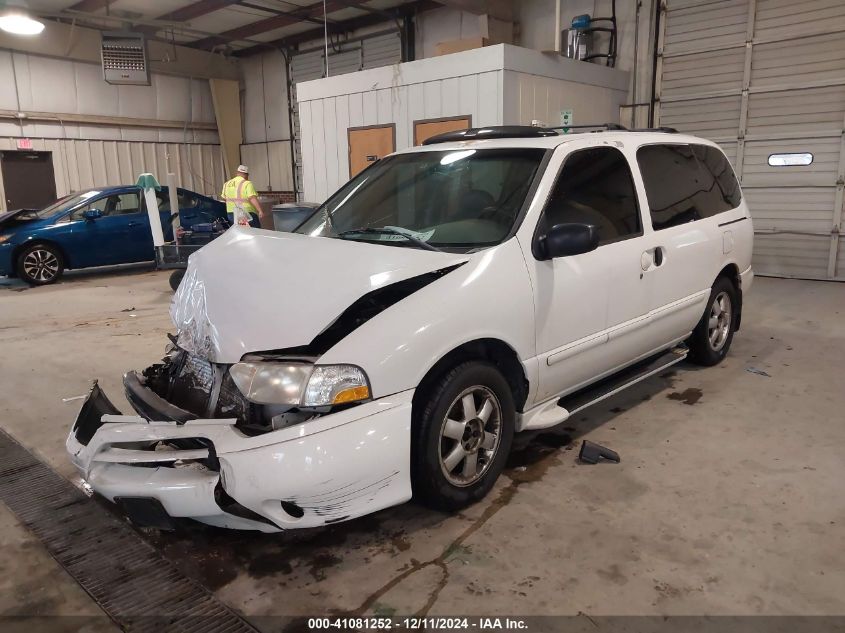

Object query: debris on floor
[746,366,771,377]
[578,440,620,464]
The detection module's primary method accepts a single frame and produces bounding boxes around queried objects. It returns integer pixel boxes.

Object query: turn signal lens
[303,365,370,407]
[332,385,370,404]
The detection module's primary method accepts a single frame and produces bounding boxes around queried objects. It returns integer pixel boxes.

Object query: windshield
[23,190,104,219]
[296,148,546,251]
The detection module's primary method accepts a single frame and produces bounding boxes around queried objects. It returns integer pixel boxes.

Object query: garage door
[655,0,845,280]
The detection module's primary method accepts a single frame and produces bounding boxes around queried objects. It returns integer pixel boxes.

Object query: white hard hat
[237,164,249,174]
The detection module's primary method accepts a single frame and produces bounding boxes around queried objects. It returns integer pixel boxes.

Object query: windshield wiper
[337,227,442,252]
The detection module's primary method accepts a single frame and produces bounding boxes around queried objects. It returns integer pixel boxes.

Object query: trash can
[271,202,320,232]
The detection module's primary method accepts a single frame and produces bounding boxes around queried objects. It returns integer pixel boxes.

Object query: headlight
[229,362,370,407]
[0,234,12,245]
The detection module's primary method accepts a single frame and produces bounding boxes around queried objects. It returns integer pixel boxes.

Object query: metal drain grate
[0,429,258,633]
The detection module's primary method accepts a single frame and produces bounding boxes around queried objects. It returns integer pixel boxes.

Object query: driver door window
[541,146,641,244]
[70,193,141,220]
[70,196,109,221]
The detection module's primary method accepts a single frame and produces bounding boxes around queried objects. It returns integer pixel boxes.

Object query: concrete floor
[1,268,844,622]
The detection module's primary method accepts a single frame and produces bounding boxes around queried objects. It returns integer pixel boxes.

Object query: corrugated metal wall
[0,138,224,204]
[239,141,294,192]
[298,69,502,202]
[291,32,403,200]
[240,50,290,145]
[503,71,627,128]
[656,0,845,280]
[0,50,225,210]
[0,51,218,144]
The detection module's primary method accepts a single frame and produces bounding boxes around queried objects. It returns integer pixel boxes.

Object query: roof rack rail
[422,126,558,145]
[421,124,680,145]
[627,126,679,133]
[544,123,628,132]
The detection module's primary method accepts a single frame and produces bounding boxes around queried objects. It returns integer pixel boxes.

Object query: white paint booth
[296,44,629,202]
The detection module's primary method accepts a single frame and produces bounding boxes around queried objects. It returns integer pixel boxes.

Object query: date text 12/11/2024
[307,617,529,630]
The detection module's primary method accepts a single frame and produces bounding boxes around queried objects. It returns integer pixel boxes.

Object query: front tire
[169,269,185,291]
[688,276,738,366]
[412,361,515,511]
[17,243,64,286]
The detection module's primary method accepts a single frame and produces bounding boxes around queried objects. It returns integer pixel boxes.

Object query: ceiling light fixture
[0,1,44,36]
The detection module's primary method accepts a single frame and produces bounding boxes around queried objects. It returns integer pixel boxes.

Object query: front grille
[146,350,277,433]
[215,372,251,421]
[168,353,214,415]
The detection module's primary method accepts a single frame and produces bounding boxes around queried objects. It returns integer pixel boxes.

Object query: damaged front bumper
[66,380,414,531]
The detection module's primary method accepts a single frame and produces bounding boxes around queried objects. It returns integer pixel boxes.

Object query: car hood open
[171,226,468,363]
[0,209,40,232]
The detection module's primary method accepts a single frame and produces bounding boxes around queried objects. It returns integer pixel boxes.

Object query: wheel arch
[12,238,70,276]
[716,262,742,331]
[412,338,529,418]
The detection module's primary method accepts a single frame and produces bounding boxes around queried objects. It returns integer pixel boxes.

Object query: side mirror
[538,223,599,260]
[83,209,103,221]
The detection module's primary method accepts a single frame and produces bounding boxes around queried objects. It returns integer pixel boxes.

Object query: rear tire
[688,276,738,366]
[16,243,64,286]
[412,361,515,512]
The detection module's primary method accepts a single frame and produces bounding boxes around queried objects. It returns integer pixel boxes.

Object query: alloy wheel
[23,248,60,283]
[707,291,732,352]
[438,385,502,487]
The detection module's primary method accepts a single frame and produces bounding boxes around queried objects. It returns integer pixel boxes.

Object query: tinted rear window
[637,144,741,230]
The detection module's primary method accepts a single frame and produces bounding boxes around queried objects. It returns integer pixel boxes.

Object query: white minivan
[68,126,753,532]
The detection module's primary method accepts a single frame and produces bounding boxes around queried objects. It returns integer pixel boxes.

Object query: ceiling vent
[101,31,150,86]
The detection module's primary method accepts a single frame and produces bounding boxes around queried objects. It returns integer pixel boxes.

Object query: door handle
[641,247,665,272]
[128,221,141,227]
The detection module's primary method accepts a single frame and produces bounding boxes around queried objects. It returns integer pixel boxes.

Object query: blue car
[0,186,252,285]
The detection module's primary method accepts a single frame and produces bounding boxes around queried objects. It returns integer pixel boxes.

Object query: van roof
[394,127,721,155]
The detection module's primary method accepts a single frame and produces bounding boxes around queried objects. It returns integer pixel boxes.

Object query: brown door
[1,151,57,210]
[348,125,395,178]
[414,116,472,145]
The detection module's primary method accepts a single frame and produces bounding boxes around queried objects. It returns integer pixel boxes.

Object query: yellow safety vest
[222,176,258,223]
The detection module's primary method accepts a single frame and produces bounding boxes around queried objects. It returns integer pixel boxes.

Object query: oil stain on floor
[667,387,703,405]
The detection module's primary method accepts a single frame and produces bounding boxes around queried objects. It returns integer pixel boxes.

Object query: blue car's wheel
[17,243,64,286]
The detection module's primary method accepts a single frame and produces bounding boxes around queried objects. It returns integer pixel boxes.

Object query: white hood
[171,227,467,363]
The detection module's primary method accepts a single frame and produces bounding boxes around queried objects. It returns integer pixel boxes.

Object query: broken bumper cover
[66,380,414,532]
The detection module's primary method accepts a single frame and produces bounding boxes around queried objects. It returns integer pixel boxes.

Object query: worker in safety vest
[222,165,264,226]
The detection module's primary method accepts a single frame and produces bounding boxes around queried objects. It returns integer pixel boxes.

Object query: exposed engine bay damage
[156,262,466,434]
